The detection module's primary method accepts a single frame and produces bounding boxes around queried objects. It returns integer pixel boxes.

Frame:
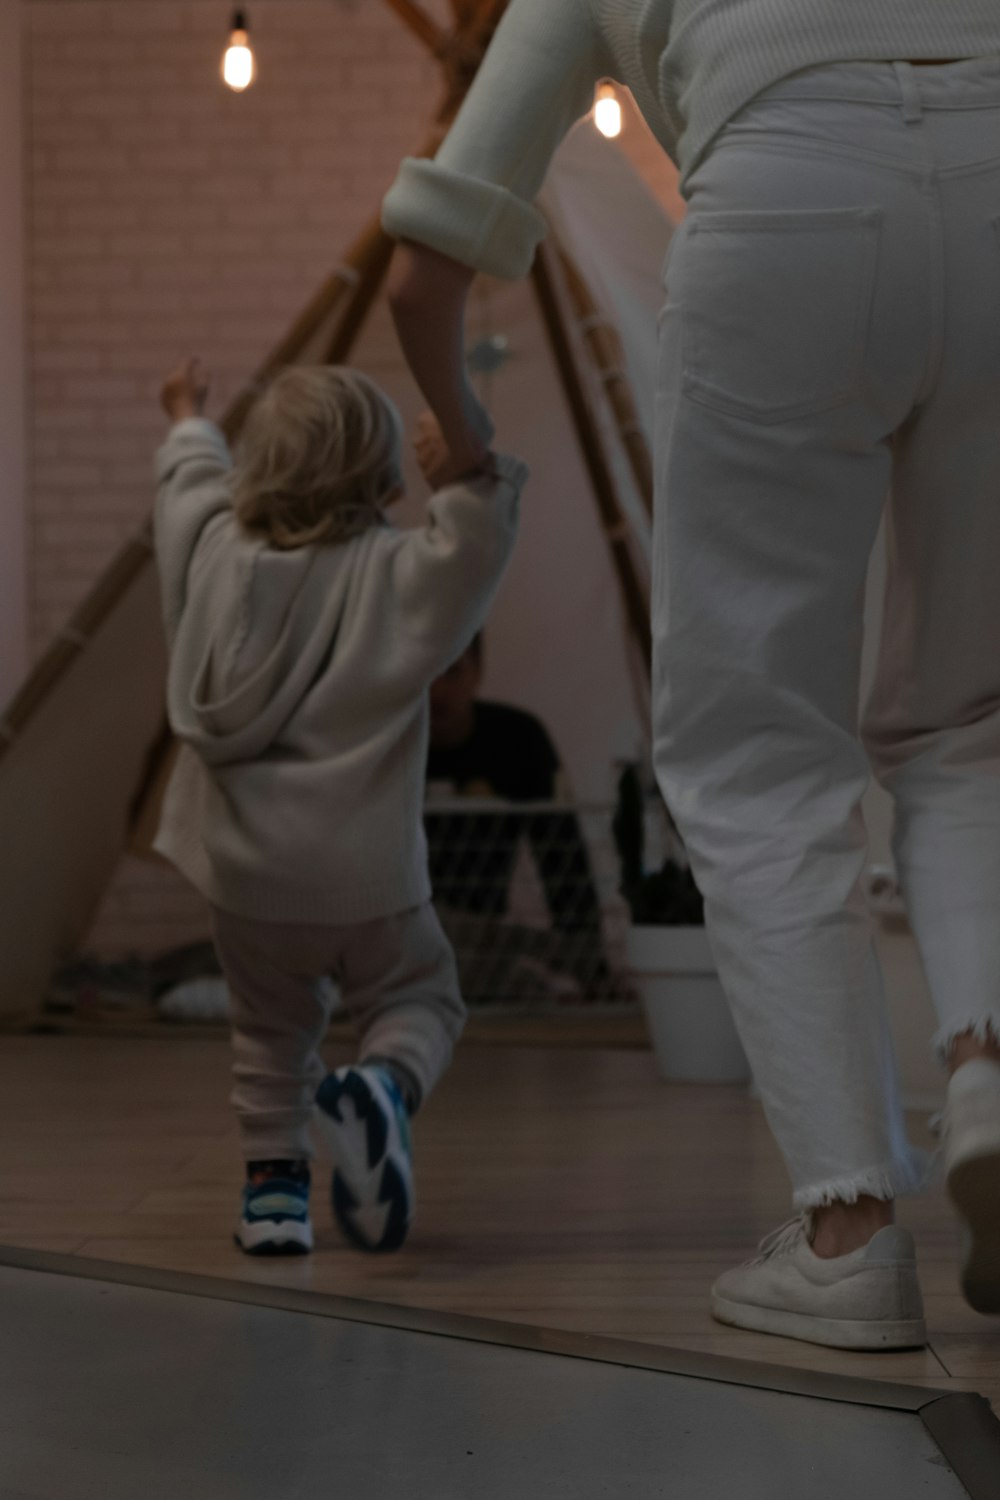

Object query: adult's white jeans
[655,59,1000,1209]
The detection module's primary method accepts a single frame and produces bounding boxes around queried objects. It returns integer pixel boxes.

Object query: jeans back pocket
[678,207,881,425]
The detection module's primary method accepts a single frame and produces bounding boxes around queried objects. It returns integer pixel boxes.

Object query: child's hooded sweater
[153,417,526,926]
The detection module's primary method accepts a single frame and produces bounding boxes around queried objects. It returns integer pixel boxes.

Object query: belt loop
[892,60,923,124]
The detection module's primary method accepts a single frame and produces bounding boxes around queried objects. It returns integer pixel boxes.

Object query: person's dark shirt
[427,701,558,802]
[425,701,601,930]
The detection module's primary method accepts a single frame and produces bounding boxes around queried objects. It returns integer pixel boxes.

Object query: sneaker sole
[948,1145,1000,1315]
[711,1294,927,1351]
[234,1219,313,1256]
[316,1069,413,1254]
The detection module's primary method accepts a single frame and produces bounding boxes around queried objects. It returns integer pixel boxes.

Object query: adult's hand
[414,411,493,488]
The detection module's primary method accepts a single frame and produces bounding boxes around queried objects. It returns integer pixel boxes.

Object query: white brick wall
[27,0,438,955]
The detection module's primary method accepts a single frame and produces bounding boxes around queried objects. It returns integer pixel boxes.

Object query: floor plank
[1,1035,997,1402]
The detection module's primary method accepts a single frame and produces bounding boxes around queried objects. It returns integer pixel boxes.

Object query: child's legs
[212,908,335,1162]
[336,903,466,1107]
[654,126,933,1209]
[863,162,1000,1067]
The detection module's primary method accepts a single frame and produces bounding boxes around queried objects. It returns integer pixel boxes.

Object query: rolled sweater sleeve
[154,417,234,647]
[382,0,609,279]
[392,453,527,675]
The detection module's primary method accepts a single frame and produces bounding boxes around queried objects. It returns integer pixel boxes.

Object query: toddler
[154,357,525,1255]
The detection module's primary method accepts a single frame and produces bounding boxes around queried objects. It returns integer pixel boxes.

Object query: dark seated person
[425,635,613,999]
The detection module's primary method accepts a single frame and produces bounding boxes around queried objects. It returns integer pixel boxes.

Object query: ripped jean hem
[933,1014,1000,1067]
[792,1146,930,1211]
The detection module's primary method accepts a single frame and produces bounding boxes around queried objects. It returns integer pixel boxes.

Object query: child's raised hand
[161,357,210,423]
[414,411,450,486]
[414,410,492,489]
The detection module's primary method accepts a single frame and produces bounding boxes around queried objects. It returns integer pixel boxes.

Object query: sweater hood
[168,522,375,766]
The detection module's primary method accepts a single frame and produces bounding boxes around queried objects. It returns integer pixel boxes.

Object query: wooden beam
[324,233,395,366]
[380,0,446,55]
[556,244,654,520]
[531,243,652,672]
[436,1,508,120]
[0,532,154,752]
[322,123,447,366]
[220,218,388,442]
[450,0,507,35]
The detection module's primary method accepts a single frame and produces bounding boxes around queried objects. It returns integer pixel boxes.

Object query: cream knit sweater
[382,0,1000,278]
[153,418,526,925]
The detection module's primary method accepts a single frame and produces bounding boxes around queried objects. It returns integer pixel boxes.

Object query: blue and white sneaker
[235,1163,314,1256]
[315,1065,414,1253]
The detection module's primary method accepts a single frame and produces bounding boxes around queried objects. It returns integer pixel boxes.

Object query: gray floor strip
[1,1245,997,1499]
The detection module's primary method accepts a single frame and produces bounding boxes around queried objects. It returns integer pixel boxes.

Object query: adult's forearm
[388,241,492,465]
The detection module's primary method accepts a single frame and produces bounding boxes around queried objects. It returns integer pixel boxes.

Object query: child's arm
[154,358,233,645]
[161,356,210,426]
[391,414,527,674]
[156,357,228,494]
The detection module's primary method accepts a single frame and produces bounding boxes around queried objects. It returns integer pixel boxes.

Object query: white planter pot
[626,925,750,1083]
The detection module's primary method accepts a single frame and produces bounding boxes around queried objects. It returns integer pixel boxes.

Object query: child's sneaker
[711,1216,927,1349]
[315,1064,414,1253]
[235,1161,313,1256]
[944,1058,1000,1314]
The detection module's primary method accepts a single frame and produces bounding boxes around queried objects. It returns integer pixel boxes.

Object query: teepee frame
[0,0,655,1020]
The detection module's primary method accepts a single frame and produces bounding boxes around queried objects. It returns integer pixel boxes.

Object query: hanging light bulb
[222,8,256,92]
[594,81,623,139]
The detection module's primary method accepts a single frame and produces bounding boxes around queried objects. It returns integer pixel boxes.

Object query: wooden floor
[1,1034,997,1408]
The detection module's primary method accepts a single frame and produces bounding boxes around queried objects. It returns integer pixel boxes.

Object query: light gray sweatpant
[212,903,465,1161]
[656,59,1000,1208]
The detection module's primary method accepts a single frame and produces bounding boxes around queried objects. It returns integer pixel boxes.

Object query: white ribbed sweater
[382,0,1000,278]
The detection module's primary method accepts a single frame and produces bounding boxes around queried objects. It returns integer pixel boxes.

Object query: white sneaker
[711,1217,927,1350]
[944,1058,1000,1314]
[158,977,230,1023]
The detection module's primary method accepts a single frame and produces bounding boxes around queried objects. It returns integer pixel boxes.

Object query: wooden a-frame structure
[0,0,655,1020]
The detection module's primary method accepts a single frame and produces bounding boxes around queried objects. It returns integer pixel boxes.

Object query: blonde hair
[231,366,403,550]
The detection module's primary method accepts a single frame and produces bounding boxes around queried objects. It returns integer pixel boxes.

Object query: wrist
[426,447,496,489]
[441,424,489,465]
[462,394,495,447]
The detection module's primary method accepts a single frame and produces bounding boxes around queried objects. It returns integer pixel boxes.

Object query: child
[154,357,526,1256]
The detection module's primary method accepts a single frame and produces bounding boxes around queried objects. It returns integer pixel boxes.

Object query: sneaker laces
[750,1215,812,1266]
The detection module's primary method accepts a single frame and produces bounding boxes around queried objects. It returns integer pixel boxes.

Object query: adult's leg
[653,132,931,1225]
[863,155,1000,1071]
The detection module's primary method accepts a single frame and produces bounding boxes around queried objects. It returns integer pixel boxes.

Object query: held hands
[413,406,494,490]
[161,356,210,423]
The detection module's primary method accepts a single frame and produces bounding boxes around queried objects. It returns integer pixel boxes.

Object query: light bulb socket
[231,8,249,33]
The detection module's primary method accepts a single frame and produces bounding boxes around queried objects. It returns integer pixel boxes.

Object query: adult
[426,634,616,1003]
[382,0,1000,1348]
